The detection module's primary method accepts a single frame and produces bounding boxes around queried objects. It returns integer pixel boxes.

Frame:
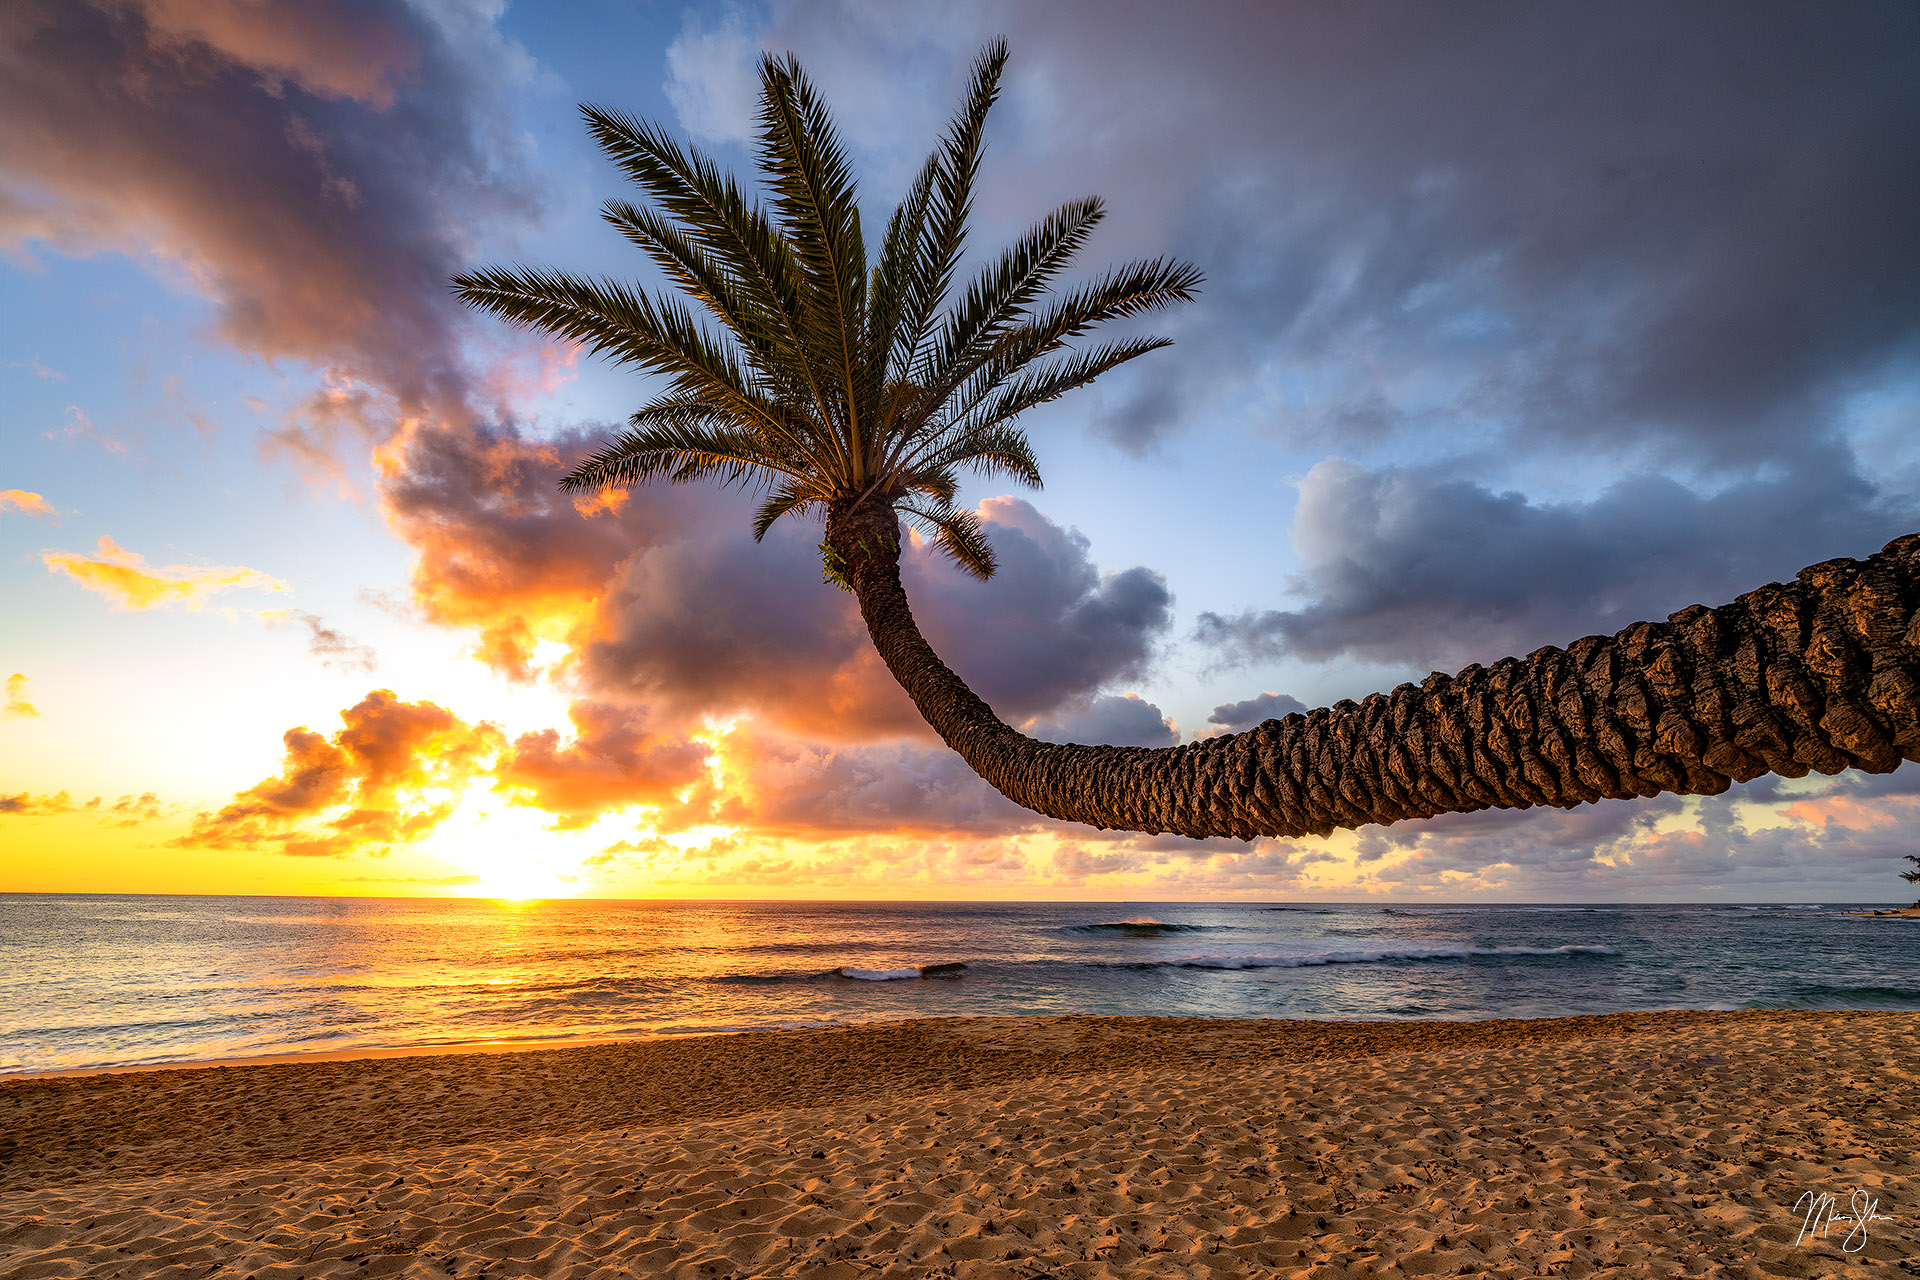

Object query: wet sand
[2,1009,1914,1277]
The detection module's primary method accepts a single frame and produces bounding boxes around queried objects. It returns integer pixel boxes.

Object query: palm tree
[455,41,1920,841]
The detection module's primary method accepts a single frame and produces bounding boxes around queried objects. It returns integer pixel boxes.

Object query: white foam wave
[830,962,967,981]
[1174,943,1618,970]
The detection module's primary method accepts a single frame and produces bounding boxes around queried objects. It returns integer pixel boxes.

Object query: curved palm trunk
[827,500,1920,839]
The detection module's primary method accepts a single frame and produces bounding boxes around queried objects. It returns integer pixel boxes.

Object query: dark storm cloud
[1207,692,1307,733]
[1058,1,1920,465]
[1194,454,1920,673]
[0,0,534,431]
[752,1,1920,466]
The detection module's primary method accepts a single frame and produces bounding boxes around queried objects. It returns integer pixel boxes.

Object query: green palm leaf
[455,39,1197,577]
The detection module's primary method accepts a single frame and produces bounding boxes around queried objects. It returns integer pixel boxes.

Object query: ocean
[2,893,1916,1074]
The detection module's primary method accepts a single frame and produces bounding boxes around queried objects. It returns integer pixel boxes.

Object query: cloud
[722,2,1920,471]
[1338,763,1920,898]
[383,422,1175,738]
[0,490,55,519]
[269,610,377,672]
[709,728,1042,838]
[494,700,712,829]
[5,673,38,719]
[90,792,165,826]
[43,535,287,610]
[1026,693,1176,748]
[129,0,421,108]
[1207,691,1307,733]
[0,0,537,450]
[1195,455,1920,673]
[0,790,165,824]
[663,9,761,147]
[178,688,504,858]
[0,791,76,816]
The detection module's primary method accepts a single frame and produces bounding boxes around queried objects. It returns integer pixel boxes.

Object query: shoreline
[2,1008,1913,1277]
[0,1001,1871,1082]
[1,1008,1905,1187]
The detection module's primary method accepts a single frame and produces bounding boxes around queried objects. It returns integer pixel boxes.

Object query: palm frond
[892,38,1007,378]
[952,336,1176,435]
[456,40,1199,587]
[452,265,831,473]
[920,196,1104,388]
[922,423,1042,489]
[751,479,823,541]
[917,257,1204,446]
[561,419,804,493]
[867,153,938,412]
[899,498,997,580]
[756,55,869,471]
[581,105,851,474]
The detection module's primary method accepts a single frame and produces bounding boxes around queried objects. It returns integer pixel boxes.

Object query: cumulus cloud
[1026,693,1176,748]
[1195,456,1920,673]
[0,489,55,519]
[494,700,712,829]
[1206,691,1307,733]
[43,536,286,610]
[5,673,38,719]
[1342,765,1920,899]
[178,688,504,858]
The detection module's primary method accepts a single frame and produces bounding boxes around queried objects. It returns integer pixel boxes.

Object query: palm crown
[452,38,1201,580]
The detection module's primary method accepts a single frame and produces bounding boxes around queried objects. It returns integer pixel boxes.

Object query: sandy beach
[2,1009,1914,1278]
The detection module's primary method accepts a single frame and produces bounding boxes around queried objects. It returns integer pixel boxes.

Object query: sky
[3,0,1919,903]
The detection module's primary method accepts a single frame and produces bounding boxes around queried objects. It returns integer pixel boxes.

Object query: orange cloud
[1782,793,1916,832]
[0,791,77,816]
[4,673,37,719]
[43,536,286,610]
[0,790,165,824]
[179,689,505,858]
[133,0,421,109]
[494,701,711,829]
[1,490,55,519]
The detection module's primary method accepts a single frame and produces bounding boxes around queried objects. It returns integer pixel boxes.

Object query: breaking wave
[1067,917,1212,936]
[829,962,968,981]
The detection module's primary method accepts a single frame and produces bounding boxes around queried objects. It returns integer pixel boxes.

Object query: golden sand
[2,1009,1914,1277]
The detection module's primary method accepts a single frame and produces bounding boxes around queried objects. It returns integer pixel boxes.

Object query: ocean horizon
[4,891,1916,1075]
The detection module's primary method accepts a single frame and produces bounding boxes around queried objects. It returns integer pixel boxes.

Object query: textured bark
[827,498,1920,839]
